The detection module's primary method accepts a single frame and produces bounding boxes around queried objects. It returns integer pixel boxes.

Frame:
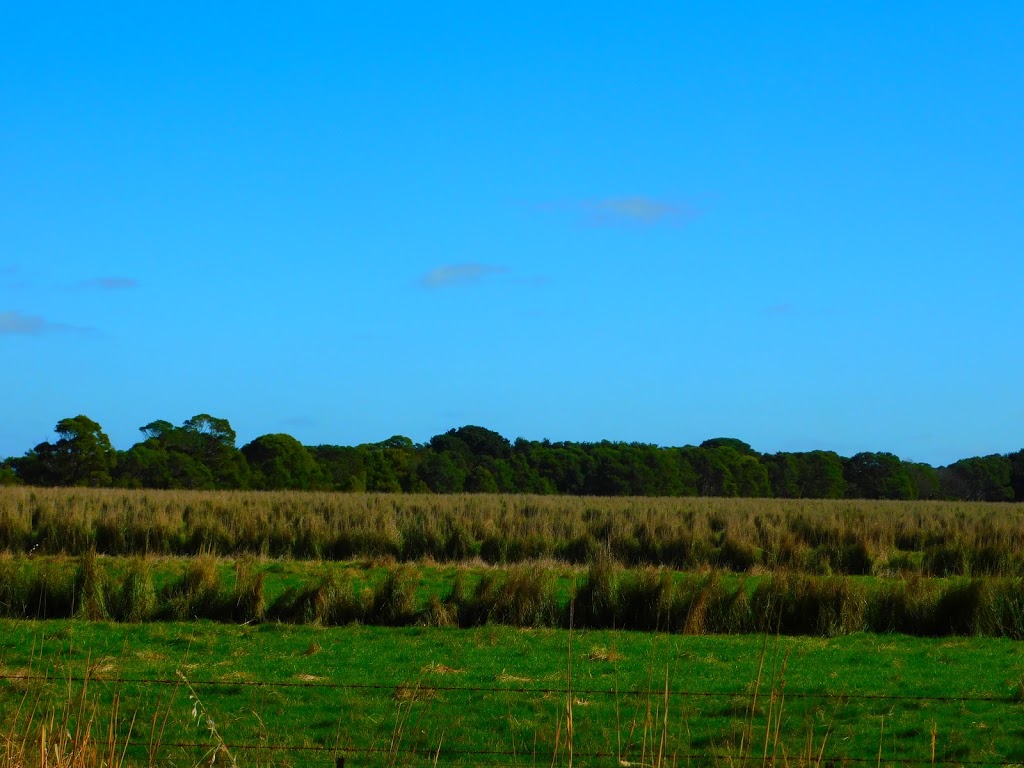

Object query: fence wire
[1,672,1017,704]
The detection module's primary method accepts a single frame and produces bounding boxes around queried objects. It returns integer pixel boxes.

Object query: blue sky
[2,3,1022,466]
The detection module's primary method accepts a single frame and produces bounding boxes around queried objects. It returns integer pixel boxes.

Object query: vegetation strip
[6,552,1024,636]
[4,417,1023,502]
[5,488,1024,576]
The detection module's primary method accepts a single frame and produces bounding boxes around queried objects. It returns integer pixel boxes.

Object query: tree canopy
[1,416,1020,502]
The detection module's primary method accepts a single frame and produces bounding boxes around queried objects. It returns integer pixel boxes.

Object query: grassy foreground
[2,620,1023,766]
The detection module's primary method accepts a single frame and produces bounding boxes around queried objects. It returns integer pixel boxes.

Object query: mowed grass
[2,620,1024,766]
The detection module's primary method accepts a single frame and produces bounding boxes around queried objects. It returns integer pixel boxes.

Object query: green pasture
[1,620,1023,766]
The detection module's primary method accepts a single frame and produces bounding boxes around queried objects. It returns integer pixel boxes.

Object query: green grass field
[2,619,1024,767]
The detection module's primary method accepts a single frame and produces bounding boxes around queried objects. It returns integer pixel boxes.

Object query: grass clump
[110,557,156,622]
[574,552,619,627]
[160,555,225,620]
[74,549,108,621]
[368,565,418,625]
[14,554,1024,638]
[231,557,265,623]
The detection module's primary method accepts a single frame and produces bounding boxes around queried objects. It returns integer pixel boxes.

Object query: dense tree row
[1,416,1022,502]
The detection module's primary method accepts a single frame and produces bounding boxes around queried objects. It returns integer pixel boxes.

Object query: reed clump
[8,552,1024,637]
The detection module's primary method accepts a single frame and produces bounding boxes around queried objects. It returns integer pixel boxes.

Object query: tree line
[1,415,1022,501]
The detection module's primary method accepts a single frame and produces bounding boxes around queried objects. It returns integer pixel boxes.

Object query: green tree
[1009,449,1024,503]
[369,436,422,491]
[241,434,328,490]
[417,451,466,492]
[180,414,250,489]
[797,451,848,498]
[939,455,1013,501]
[507,452,556,494]
[364,448,403,492]
[114,441,214,489]
[843,452,915,500]
[13,415,116,487]
[465,465,499,493]
[311,445,368,491]
[765,452,801,498]
[905,462,941,500]
[582,443,637,495]
[729,452,771,497]
[112,415,249,489]
[664,448,699,496]
[435,426,511,460]
[683,446,738,496]
[700,437,758,456]
[0,460,21,486]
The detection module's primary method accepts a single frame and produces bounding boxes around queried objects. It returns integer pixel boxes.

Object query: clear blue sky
[2,3,1022,466]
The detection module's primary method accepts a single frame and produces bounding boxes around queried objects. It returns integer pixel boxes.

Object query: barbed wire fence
[2,671,1023,767]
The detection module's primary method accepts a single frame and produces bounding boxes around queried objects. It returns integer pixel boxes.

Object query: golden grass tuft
[587,646,622,662]
[392,683,437,702]
[497,671,533,684]
[302,641,322,656]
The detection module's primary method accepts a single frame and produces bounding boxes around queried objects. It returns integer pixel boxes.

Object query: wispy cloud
[584,197,694,225]
[532,196,699,227]
[0,311,87,335]
[77,277,138,290]
[419,264,509,289]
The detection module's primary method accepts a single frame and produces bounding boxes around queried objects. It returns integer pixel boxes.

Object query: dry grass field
[3,488,1024,576]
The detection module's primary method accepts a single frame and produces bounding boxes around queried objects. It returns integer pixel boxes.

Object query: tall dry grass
[3,488,1024,575]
